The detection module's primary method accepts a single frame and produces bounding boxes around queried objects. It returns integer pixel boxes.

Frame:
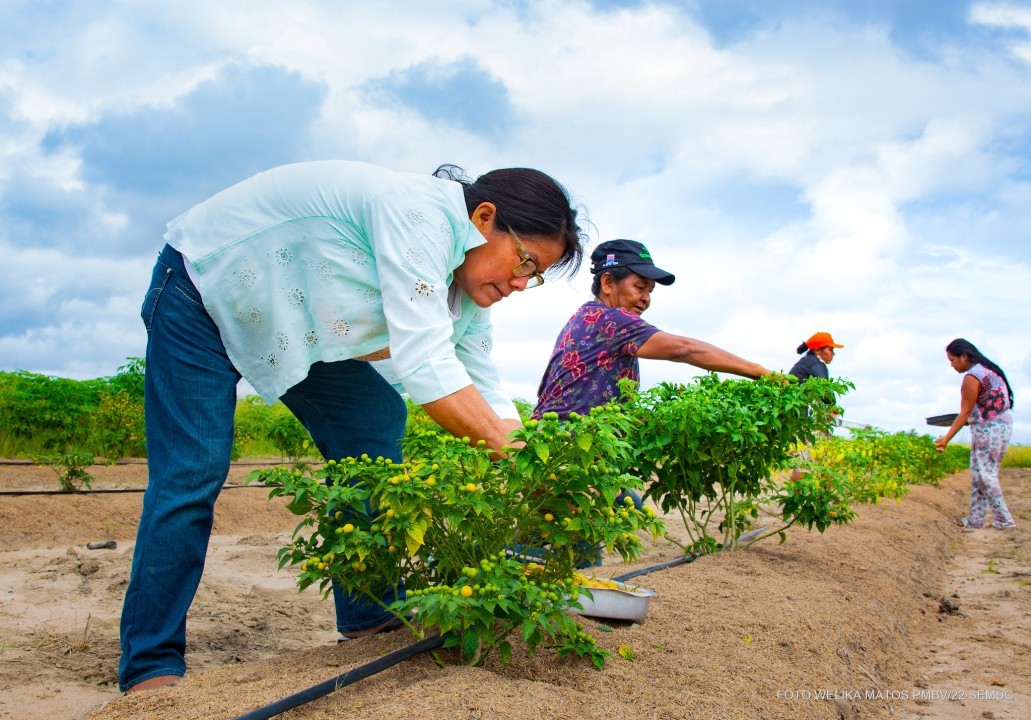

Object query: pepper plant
[809,428,969,490]
[251,402,664,670]
[753,427,971,544]
[621,374,851,553]
[33,451,95,491]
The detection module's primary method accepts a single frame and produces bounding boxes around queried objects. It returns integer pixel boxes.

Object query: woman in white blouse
[119,160,586,693]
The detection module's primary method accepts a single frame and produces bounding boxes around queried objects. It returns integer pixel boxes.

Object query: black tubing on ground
[0,460,304,467]
[610,525,771,583]
[232,632,451,720]
[232,526,774,719]
[0,485,266,496]
[611,554,694,583]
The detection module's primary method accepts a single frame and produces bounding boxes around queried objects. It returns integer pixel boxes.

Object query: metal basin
[570,577,657,622]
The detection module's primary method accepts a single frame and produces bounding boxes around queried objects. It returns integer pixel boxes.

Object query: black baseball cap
[590,239,676,285]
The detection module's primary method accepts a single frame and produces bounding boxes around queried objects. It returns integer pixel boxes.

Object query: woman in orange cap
[787,332,844,480]
[789,332,843,382]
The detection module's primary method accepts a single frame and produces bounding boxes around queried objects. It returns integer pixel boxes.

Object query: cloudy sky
[2,0,1029,443]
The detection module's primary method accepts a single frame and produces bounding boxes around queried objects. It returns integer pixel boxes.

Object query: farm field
[0,461,1027,720]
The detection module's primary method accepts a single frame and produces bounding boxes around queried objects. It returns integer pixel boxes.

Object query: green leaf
[499,640,513,666]
[534,444,550,463]
[461,631,479,661]
[522,619,541,646]
[617,645,636,662]
[577,434,593,452]
[285,494,313,515]
[405,516,430,556]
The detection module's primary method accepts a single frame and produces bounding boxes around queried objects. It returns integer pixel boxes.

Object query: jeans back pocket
[141,262,173,333]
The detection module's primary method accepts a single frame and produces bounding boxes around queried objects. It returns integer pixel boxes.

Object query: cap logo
[603,253,618,267]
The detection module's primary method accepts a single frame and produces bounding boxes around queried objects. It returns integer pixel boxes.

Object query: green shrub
[512,398,534,423]
[34,451,95,491]
[88,359,147,459]
[266,406,315,462]
[811,429,969,489]
[1002,444,1031,468]
[232,396,275,459]
[402,400,445,448]
[621,374,851,552]
[0,371,103,452]
[252,402,664,670]
[0,359,146,459]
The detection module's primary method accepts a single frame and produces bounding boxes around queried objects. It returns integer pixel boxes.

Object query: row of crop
[0,360,322,464]
[0,360,147,459]
[622,377,970,553]
[0,361,527,467]
[250,374,969,671]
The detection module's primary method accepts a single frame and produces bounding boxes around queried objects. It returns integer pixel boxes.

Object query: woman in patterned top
[533,239,770,422]
[934,338,1017,531]
[531,239,769,562]
[120,160,586,693]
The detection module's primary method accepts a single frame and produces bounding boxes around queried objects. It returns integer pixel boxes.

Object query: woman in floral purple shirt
[534,239,770,421]
[530,239,770,563]
[934,338,1016,530]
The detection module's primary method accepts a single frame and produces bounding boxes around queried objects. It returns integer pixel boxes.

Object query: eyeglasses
[510,231,544,289]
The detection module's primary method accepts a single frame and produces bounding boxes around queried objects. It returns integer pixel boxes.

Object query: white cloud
[971,2,1031,63]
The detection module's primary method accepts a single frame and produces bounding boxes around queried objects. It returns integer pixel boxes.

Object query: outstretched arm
[934,375,979,450]
[421,385,521,454]
[636,331,770,379]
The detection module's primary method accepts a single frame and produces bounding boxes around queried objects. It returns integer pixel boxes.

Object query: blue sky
[2,0,1029,443]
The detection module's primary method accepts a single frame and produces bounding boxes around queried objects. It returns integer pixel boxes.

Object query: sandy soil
[0,461,1027,720]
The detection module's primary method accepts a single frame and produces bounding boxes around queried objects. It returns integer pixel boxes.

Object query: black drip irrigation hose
[0,459,315,466]
[228,525,773,719]
[231,632,452,720]
[611,525,770,583]
[0,484,269,497]
[611,554,694,583]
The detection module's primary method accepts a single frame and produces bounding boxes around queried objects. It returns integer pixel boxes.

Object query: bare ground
[0,461,1027,720]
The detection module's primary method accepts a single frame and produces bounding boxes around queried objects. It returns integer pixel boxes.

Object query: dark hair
[434,164,585,276]
[796,341,812,355]
[946,338,1014,408]
[591,266,634,296]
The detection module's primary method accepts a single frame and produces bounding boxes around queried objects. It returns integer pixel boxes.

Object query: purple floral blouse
[532,301,660,419]
[965,364,1012,424]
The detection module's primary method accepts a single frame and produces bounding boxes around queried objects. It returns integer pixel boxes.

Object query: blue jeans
[615,488,643,511]
[118,245,407,691]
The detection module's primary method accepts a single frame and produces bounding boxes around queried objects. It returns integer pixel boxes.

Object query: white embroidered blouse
[164,160,517,419]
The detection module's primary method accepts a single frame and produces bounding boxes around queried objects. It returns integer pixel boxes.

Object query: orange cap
[806,332,844,351]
